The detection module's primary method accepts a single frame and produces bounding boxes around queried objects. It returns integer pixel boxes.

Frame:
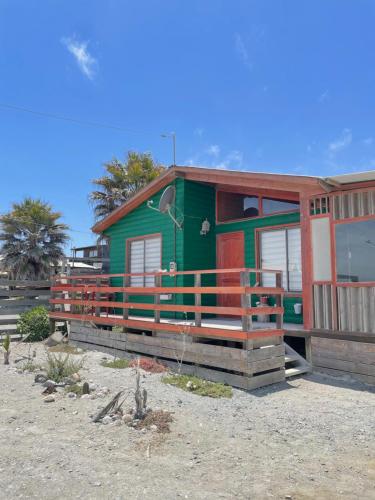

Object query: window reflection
[335,219,375,282]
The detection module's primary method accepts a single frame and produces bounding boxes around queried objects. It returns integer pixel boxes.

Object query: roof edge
[92,165,325,233]
[92,168,176,233]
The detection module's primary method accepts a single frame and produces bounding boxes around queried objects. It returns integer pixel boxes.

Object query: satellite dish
[159,186,175,213]
[147,185,183,229]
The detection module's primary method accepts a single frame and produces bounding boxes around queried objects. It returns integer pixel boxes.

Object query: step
[285,365,311,378]
[285,354,299,363]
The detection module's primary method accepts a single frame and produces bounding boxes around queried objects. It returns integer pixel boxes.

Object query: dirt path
[0,343,374,499]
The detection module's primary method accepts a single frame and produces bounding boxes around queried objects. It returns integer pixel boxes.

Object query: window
[311,217,332,281]
[260,227,302,291]
[217,190,300,223]
[217,191,259,222]
[128,236,161,287]
[88,249,97,257]
[335,219,375,282]
[263,197,300,215]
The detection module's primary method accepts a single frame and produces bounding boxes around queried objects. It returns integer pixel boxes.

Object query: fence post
[154,274,161,323]
[49,276,55,333]
[194,273,201,327]
[95,277,101,317]
[240,271,252,336]
[275,272,283,329]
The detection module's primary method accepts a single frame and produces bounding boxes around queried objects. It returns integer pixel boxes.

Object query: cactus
[3,334,10,365]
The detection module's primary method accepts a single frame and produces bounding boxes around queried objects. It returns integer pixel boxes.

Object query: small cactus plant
[3,334,10,365]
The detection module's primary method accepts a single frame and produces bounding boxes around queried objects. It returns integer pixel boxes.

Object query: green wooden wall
[104,178,303,324]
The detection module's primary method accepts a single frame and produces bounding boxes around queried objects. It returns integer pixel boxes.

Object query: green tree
[90,151,165,220]
[0,198,69,279]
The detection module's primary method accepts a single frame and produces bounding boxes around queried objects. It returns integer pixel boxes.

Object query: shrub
[20,359,41,372]
[45,352,84,383]
[64,384,83,396]
[49,344,82,355]
[129,357,166,373]
[101,358,129,369]
[162,374,232,398]
[17,306,50,342]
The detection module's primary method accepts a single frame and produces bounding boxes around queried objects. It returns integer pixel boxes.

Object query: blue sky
[1,0,375,248]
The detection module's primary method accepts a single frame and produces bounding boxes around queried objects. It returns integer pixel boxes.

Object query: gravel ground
[0,343,374,500]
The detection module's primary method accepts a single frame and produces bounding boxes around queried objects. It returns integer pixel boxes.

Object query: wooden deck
[49,268,289,390]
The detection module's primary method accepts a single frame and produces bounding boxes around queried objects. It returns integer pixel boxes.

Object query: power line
[0,214,93,235]
[0,102,156,136]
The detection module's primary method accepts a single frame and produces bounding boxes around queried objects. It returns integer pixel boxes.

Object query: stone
[44,395,55,403]
[102,416,112,425]
[62,377,75,386]
[67,392,77,399]
[122,414,133,424]
[81,394,90,399]
[44,331,64,347]
[43,380,57,389]
[114,420,122,427]
[34,374,48,384]
[71,373,81,382]
[150,424,158,432]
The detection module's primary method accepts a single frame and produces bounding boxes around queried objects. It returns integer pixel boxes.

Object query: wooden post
[123,275,129,320]
[194,273,201,327]
[240,271,252,347]
[95,277,101,317]
[154,274,161,323]
[275,272,283,329]
[71,278,77,314]
[49,278,55,333]
[122,275,129,333]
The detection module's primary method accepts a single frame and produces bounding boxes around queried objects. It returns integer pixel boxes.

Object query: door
[216,231,245,309]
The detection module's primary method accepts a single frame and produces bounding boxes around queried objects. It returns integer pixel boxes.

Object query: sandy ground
[0,343,374,500]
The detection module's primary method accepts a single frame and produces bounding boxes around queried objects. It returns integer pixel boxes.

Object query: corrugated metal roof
[325,170,375,185]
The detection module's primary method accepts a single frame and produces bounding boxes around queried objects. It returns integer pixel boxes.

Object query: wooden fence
[50,268,286,390]
[0,279,50,340]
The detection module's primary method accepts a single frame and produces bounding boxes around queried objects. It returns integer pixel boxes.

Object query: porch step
[285,354,299,363]
[284,341,311,379]
[285,366,311,378]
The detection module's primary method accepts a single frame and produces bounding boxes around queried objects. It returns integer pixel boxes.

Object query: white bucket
[294,303,303,315]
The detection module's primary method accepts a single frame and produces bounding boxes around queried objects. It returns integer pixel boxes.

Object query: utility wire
[0,102,156,136]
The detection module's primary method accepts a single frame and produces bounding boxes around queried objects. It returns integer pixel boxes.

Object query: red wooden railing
[49,268,284,342]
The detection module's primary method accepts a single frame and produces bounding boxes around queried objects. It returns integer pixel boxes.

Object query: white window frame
[260,226,302,292]
[127,235,162,287]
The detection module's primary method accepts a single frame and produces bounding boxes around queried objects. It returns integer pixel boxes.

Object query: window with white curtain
[260,227,302,291]
[129,236,161,287]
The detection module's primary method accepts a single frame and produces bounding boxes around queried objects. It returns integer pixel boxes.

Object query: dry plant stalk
[174,314,190,374]
[92,391,124,423]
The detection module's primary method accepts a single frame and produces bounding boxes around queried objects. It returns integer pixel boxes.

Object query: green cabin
[93,166,316,327]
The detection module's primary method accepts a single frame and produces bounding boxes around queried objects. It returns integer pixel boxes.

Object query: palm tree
[90,151,165,220]
[0,198,69,280]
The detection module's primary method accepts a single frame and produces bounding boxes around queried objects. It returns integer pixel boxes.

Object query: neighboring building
[87,166,375,384]
[71,243,110,272]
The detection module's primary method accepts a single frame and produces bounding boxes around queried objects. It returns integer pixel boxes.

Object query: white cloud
[216,150,244,170]
[318,90,329,103]
[234,33,252,69]
[194,127,204,137]
[206,144,220,157]
[62,36,97,80]
[363,137,373,146]
[329,128,352,154]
